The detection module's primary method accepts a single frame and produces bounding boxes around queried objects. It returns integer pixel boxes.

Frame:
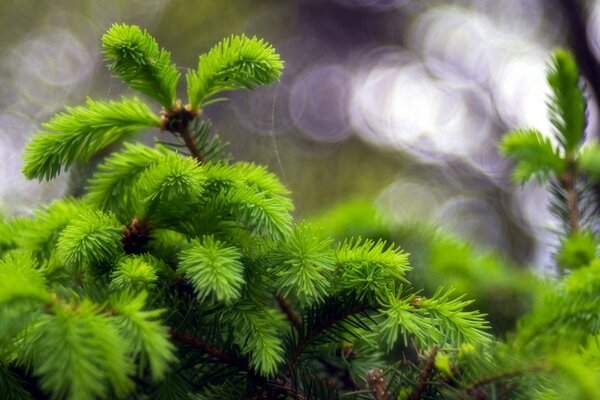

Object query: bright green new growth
[23,98,160,181]
[178,236,244,304]
[500,49,586,184]
[4,23,492,400]
[57,210,123,271]
[186,34,283,109]
[102,24,180,110]
[500,128,565,182]
[546,49,586,152]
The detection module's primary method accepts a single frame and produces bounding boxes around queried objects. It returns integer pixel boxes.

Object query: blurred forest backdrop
[1,0,600,273]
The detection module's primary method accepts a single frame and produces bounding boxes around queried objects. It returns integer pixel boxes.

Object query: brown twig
[411,346,440,400]
[561,154,579,232]
[180,127,205,163]
[276,293,302,330]
[160,103,205,162]
[170,328,249,371]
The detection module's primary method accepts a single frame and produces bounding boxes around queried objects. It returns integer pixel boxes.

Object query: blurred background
[1,0,599,274]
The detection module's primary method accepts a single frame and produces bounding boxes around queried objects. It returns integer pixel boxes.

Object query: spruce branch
[102,23,180,110]
[186,34,283,109]
[499,128,565,183]
[288,296,373,368]
[169,328,249,371]
[23,98,160,181]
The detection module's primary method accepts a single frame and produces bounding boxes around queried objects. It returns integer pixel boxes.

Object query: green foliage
[271,223,335,305]
[109,291,176,380]
[335,238,410,299]
[499,128,565,183]
[186,34,283,109]
[138,153,207,225]
[229,303,287,376]
[57,210,123,272]
[0,252,49,306]
[577,142,600,180]
[85,142,171,218]
[23,98,160,181]
[177,236,244,304]
[110,256,159,291]
[35,301,134,400]
[102,24,180,109]
[546,49,586,152]
[556,230,597,270]
[4,23,494,400]
[15,198,88,260]
[378,288,490,350]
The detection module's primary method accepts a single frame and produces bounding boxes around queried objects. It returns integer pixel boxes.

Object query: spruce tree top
[0,23,490,399]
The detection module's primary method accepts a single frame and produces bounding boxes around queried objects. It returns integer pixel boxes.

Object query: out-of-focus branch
[556,0,600,125]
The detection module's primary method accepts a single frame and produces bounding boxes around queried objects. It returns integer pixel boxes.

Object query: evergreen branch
[335,238,410,300]
[23,98,160,181]
[85,142,172,218]
[56,210,124,272]
[410,346,439,400]
[177,236,245,304]
[110,256,159,292]
[378,289,491,351]
[288,295,374,368]
[271,377,308,400]
[222,185,293,239]
[516,292,600,347]
[35,300,134,400]
[378,294,439,349]
[15,198,87,260]
[416,289,491,346]
[556,230,596,270]
[546,49,586,152]
[102,24,180,109]
[138,153,206,226]
[169,328,249,371]
[110,291,176,380]
[229,304,287,376]
[0,252,50,307]
[272,223,335,305]
[187,35,283,109]
[499,128,565,183]
[189,118,228,162]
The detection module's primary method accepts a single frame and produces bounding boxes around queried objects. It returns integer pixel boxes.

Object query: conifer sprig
[186,34,284,109]
[56,210,124,272]
[102,24,180,110]
[85,142,172,218]
[546,49,586,153]
[499,128,565,183]
[177,236,245,304]
[23,98,160,181]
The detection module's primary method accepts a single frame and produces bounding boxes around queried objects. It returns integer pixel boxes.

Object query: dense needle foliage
[0,24,599,400]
